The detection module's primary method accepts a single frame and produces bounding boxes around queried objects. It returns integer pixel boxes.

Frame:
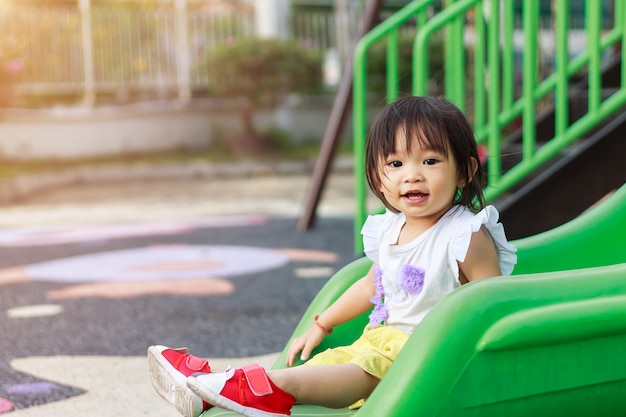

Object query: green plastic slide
[205,184,626,416]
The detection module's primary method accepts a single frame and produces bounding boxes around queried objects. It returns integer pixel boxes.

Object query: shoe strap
[241,364,273,396]
[185,355,210,372]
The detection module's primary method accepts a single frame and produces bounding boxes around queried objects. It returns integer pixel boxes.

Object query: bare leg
[267,364,379,408]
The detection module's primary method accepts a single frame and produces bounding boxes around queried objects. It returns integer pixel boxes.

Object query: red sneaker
[148,345,212,417]
[187,364,295,417]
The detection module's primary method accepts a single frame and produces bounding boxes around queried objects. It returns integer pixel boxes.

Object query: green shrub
[203,37,323,152]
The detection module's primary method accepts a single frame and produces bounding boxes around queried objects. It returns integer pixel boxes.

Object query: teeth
[403,192,427,201]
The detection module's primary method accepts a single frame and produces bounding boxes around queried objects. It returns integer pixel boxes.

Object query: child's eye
[387,160,403,168]
[424,158,438,165]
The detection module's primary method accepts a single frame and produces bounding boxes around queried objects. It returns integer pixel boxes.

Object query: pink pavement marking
[0,216,268,247]
[0,398,13,413]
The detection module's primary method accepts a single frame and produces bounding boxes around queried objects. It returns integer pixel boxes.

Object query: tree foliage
[206,37,322,108]
[204,37,323,148]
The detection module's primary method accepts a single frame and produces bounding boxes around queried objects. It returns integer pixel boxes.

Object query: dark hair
[365,96,486,212]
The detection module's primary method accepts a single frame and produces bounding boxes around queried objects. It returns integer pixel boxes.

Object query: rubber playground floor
[0,163,375,416]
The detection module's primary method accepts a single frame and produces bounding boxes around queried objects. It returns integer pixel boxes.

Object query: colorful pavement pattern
[0,170,367,416]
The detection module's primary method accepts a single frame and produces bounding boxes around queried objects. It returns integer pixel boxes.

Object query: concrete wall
[0,104,214,160]
[0,96,382,160]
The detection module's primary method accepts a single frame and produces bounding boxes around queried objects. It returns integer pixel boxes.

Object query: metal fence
[1,0,362,106]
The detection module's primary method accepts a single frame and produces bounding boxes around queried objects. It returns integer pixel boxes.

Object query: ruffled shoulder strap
[360,210,399,263]
[450,205,517,276]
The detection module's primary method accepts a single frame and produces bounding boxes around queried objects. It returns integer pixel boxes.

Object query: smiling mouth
[402,191,428,202]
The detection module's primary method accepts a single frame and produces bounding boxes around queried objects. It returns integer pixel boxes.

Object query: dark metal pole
[297,0,383,231]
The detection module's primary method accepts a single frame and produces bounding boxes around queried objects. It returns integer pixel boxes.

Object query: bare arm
[286,264,377,366]
[458,227,501,282]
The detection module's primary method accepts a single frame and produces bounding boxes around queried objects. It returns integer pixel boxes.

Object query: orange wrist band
[314,315,333,334]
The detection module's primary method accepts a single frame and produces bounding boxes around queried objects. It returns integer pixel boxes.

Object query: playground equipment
[205,183,626,416]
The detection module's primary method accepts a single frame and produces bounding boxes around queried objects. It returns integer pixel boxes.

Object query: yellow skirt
[305,325,410,408]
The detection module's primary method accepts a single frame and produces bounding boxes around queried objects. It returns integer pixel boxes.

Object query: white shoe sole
[187,375,286,417]
[147,345,205,417]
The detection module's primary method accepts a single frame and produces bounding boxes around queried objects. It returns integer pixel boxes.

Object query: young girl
[148,96,517,417]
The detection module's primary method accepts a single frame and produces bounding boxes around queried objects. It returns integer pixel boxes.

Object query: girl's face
[378,130,463,230]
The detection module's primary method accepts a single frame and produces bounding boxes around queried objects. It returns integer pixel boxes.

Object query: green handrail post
[474,7,487,130]
[472,4,486,131]
[522,0,538,161]
[412,24,429,96]
[501,2,514,112]
[555,0,570,137]
[353,37,369,253]
[386,30,400,102]
[586,0,602,114]
[613,0,626,88]
[444,0,465,110]
[487,0,501,186]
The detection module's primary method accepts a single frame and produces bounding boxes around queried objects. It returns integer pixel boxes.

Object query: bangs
[396,120,450,157]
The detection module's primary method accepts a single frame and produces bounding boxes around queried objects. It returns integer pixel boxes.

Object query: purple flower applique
[373,265,384,294]
[368,265,388,328]
[369,303,389,327]
[400,264,425,294]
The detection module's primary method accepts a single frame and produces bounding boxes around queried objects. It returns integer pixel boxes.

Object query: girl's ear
[458,157,479,188]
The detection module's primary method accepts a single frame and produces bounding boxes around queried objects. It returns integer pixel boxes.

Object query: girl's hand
[284,268,378,366]
[285,324,326,366]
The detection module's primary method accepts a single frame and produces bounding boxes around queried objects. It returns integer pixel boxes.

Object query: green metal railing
[352,0,626,251]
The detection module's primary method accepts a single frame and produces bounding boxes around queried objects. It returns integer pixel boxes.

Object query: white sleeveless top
[361,205,517,333]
